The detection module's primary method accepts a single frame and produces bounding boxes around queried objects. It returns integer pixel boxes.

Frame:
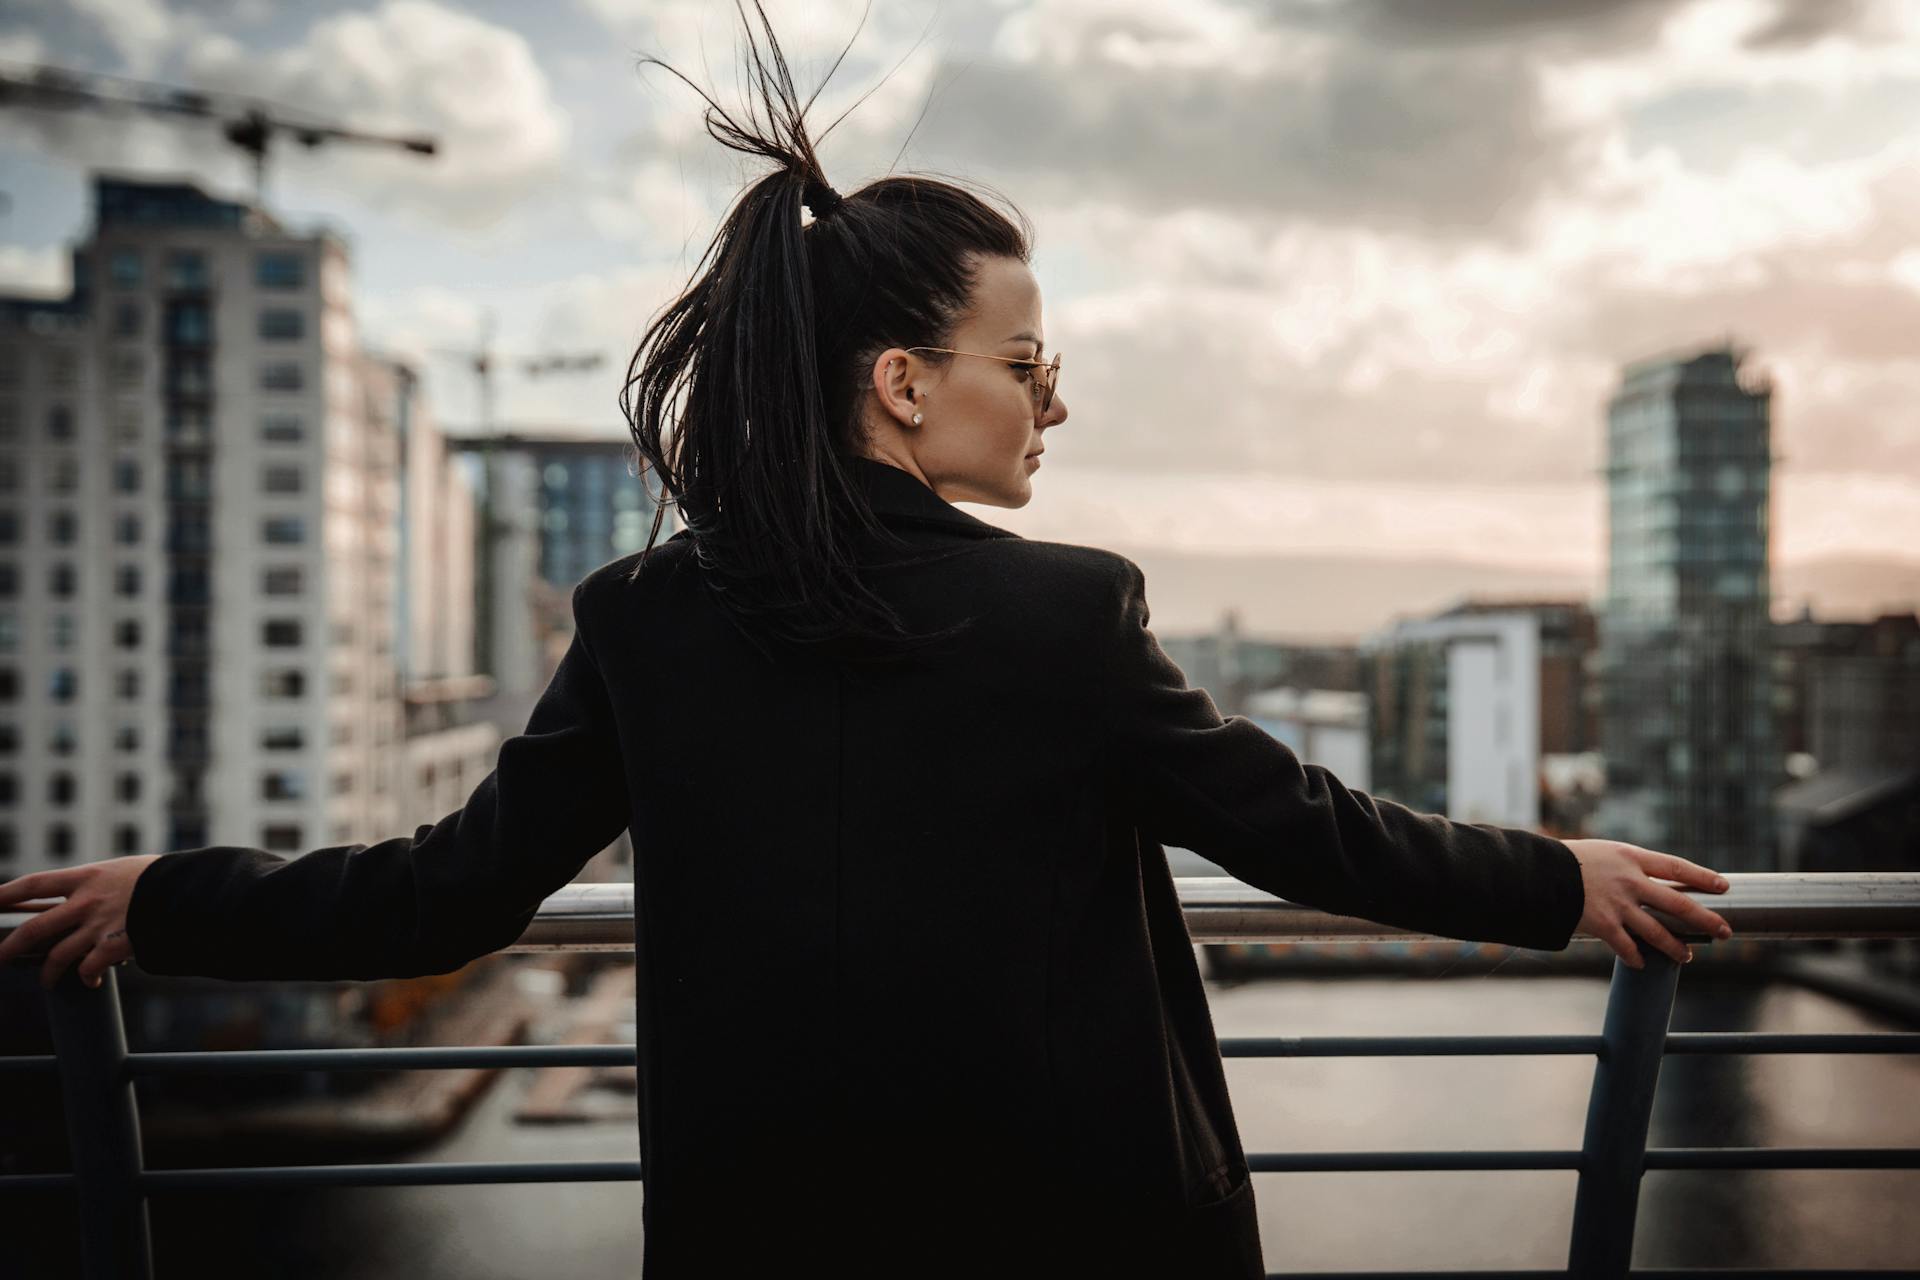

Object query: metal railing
[3,871,1918,1279]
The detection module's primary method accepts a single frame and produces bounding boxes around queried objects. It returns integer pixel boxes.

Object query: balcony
[2,873,1916,1277]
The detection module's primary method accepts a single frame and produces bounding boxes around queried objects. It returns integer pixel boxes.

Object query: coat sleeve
[126,579,632,981]
[1097,555,1584,951]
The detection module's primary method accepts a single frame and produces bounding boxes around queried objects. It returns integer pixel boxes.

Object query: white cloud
[0,1,572,235]
[0,243,70,296]
[178,1,571,231]
[67,0,176,75]
[990,0,1332,77]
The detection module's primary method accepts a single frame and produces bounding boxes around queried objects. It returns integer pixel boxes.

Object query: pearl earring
[911,412,923,425]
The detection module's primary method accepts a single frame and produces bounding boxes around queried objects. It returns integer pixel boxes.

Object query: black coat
[128,454,1587,1278]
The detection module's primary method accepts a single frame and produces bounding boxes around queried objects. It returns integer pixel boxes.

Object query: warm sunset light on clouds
[3,0,1916,628]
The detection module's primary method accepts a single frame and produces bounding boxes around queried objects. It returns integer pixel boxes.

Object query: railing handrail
[499,872,1920,951]
[5,870,1918,1280]
[5,873,1917,954]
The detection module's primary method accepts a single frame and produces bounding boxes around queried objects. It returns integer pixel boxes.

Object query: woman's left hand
[0,856,162,990]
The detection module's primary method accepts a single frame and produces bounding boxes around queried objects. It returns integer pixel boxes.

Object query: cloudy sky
[3,0,1918,594]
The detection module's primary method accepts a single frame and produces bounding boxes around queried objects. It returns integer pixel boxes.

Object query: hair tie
[802,178,843,219]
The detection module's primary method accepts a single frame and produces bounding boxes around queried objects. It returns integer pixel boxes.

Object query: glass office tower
[1594,344,1779,872]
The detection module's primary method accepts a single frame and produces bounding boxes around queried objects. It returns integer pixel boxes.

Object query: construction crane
[0,60,437,206]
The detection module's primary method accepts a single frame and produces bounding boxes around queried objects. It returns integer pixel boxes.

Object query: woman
[0,5,1735,1276]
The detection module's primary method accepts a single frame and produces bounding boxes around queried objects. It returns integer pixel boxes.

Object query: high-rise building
[0,174,496,878]
[1594,344,1778,872]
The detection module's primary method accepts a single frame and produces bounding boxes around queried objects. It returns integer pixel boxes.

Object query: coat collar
[846,455,1019,541]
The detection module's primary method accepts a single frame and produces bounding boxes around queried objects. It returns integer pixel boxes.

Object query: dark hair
[620,0,1033,667]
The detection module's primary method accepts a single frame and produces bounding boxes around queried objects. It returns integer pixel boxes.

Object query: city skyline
[1,0,1917,591]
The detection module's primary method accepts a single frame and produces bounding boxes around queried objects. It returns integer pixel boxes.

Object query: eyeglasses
[903,347,1063,416]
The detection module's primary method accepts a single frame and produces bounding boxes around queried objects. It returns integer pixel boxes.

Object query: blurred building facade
[445,434,668,704]
[1360,607,1548,827]
[0,174,501,878]
[1157,610,1362,718]
[1594,344,1779,872]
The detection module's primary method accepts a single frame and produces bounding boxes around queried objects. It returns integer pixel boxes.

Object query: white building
[0,173,500,878]
[1360,610,1543,828]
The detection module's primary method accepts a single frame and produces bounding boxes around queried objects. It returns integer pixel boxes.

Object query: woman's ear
[871,348,924,428]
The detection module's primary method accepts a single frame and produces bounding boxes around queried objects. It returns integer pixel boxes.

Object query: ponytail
[620,0,1032,667]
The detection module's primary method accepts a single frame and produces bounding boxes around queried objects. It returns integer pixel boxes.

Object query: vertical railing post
[1566,951,1681,1278]
[44,967,154,1280]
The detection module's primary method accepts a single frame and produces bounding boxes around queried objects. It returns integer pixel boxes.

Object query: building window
[261,669,306,698]
[116,564,142,597]
[116,772,141,803]
[256,251,306,289]
[166,404,210,443]
[0,455,14,492]
[110,402,141,443]
[262,566,303,595]
[114,458,142,494]
[263,464,303,494]
[0,824,13,862]
[115,618,141,648]
[0,668,13,700]
[109,349,143,388]
[168,349,211,393]
[50,456,79,494]
[261,771,305,801]
[0,617,13,653]
[259,308,305,340]
[49,349,78,388]
[261,414,304,443]
[114,824,142,855]
[167,512,209,553]
[0,773,12,804]
[166,565,206,606]
[47,404,74,440]
[261,824,304,851]
[116,512,141,545]
[112,300,142,338]
[109,248,143,288]
[262,619,303,647]
[261,725,304,751]
[262,516,306,545]
[169,667,208,707]
[165,249,208,290]
[49,721,75,754]
[49,614,75,650]
[0,401,16,441]
[0,513,14,546]
[0,724,15,753]
[48,823,74,859]
[0,564,15,598]
[260,362,303,392]
[50,563,76,598]
[50,667,77,701]
[166,455,211,500]
[50,771,75,805]
[116,724,139,753]
[49,510,77,545]
[117,668,140,699]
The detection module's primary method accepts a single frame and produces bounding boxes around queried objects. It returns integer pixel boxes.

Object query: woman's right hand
[0,855,161,989]
[1564,838,1734,969]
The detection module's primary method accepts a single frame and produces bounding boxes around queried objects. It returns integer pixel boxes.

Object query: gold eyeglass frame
[903,346,1062,415]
